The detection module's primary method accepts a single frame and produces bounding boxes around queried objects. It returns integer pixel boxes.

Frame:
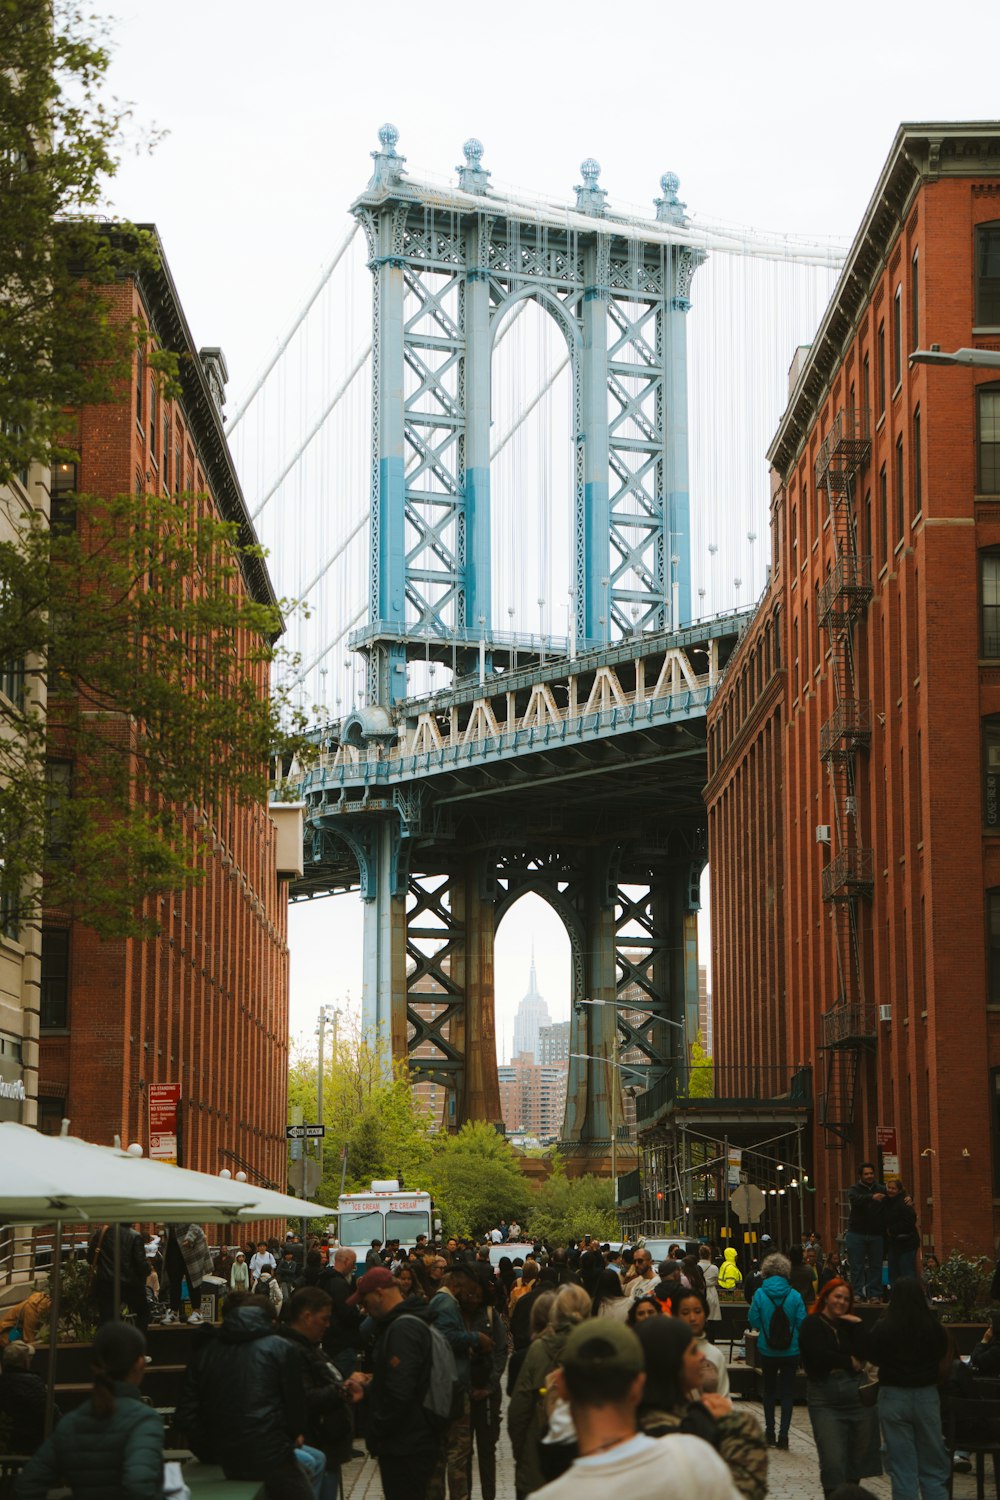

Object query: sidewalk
[342,1396,981,1500]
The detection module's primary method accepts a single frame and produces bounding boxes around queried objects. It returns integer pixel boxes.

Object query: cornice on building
[767,121,1000,479]
[130,225,280,619]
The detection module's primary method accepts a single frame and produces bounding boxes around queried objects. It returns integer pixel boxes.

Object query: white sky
[96,0,997,1049]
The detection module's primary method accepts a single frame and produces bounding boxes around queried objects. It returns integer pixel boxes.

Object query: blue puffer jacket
[14,1381,163,1500]
[747,1275,807,1359]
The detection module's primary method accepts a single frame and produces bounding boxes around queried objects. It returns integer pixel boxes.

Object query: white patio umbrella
[0,1122,328,1431]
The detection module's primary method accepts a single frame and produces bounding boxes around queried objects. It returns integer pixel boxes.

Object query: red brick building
[37,232,296,1188]
[706,122,1000,1256]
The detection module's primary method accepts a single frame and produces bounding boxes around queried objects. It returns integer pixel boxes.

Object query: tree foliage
[687,1030,714,1098]
[0,0,162,484]
[527,1168,619,1245]
[423,1123,533,1240]
[0,493,313,935]
[288,1022,434,1203]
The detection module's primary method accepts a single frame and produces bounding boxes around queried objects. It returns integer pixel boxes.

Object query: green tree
[527,1171,618,1244]
[0,1,161,485]
[687,1030,714,1098]
[424,1123,533,1239]
[288,1022,434,1204]
[0,493,313,936]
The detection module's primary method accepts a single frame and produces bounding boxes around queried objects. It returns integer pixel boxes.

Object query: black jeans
[761,1354,798,1439]
[379,1445,440,1500]
[468,1393,501,1500]
[95,1280,149,1331]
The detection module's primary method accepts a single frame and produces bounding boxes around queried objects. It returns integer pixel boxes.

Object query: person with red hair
[798,1278,881,1496]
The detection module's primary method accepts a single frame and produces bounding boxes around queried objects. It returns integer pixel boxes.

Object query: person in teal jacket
[15,1321,163,1499]
[747,1251,807,1450]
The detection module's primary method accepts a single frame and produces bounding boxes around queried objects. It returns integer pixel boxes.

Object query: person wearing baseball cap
[342,1268,442,1500]
[529,1319,739,1500]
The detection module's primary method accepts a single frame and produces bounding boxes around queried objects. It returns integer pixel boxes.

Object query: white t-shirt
[529,1432,740,1500]
[627,1272,659,1301]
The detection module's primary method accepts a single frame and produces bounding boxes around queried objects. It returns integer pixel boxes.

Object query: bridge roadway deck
[293,612,753,900]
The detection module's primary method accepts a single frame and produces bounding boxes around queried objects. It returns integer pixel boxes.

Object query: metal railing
[822,1001,877,1047]
[819,699,873,759]
[634,1063,812,1125]
[821,847,874,902]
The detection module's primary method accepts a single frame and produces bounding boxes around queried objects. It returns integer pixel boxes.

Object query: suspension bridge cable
[491,352,570,459]
[295,510,368,604]
[294,605,367,684]
[250,341,371,521]
[227,222,361,436]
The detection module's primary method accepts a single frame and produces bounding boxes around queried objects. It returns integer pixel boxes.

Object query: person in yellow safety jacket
[717,1248,743,1296]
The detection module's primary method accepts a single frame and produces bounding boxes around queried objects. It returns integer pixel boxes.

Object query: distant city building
[698,964,713,1055]
[512,955,551,1062]
[538,1020,570,1064]
[498,1053,567,1141]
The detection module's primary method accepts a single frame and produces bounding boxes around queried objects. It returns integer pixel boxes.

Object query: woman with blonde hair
[507,1283,590,1498]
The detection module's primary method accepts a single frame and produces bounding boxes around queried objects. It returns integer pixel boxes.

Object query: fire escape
[815,409,874,1147]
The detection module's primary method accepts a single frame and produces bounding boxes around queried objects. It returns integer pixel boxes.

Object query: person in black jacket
[845,1162,887,1302]
[343,1268,444,1500]
[86,1222,149,1331]
[799,1277,881,1496]
[970,1311,1000,1378]
[318,1248,363,1376]
[868,1277,950,1500]
[0,1342,50,1455]
[884,1180,920,1287]
[279,1287,356,1500]
[176,1293,324,1500]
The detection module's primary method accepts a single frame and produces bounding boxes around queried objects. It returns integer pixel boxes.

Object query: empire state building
[512,956,551,1062]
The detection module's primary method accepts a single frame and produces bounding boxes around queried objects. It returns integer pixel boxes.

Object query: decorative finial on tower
[457,137,490,194]
[575,158,607,216]
[368,123,406,189]
[655,171,687,225]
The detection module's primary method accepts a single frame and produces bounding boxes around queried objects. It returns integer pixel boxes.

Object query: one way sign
[286,1124,325,1139]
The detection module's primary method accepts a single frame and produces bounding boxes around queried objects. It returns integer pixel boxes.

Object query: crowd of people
[3,1196,1000,1500]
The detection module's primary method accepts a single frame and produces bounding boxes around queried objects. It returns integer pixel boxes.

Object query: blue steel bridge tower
[299,129,739,1169]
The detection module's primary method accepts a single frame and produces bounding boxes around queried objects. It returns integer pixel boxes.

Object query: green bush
[930,1252,991,1321]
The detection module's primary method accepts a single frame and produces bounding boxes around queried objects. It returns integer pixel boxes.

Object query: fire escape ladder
[815,408,874,1149]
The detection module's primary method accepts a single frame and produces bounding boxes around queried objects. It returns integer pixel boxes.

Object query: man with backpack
[426,1266,495,1500]
[344,1267,449,1500]
[746,1251,807,1449]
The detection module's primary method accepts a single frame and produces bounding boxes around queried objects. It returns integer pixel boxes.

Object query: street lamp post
[909,346,1000,369]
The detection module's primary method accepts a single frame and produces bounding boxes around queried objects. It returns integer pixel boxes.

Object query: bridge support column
[665,267,696,628]
[371,221,408,705]
[463,231,492,634]
[561,849,622,1175]
[581,241,610,645]
[666,864,701,1079]
[361,823,407,1072]
[454,861,501,1126]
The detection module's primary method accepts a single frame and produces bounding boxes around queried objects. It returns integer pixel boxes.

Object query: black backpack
[766,1289,793,1350]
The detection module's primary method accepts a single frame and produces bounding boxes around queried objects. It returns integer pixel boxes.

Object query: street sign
[289,1156,321,1197]
[303,1125,325,1138]
[286,1125,306,1139]
[149,1083,181,1164]
[729,1183,766,1223]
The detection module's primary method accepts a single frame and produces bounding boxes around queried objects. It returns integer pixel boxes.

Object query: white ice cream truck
[334,1180,435,1253]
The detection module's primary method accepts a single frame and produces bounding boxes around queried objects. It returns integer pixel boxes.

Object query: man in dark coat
[278,1287,356,1497]
[845,1160,888,1301]
[0,1341,50,1454]
[345,1267,443,1500]
[177,1293,323,1500]
[318,1248,363,1375]
[86,1222,149,1330]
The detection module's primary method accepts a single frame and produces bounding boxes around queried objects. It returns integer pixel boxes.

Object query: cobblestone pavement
[342,1395,981,1500]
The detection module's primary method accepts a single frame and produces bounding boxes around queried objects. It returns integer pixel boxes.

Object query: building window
[975,223,1000,327]
[982,552,1000,657]
[37,1096,66,1136]
[45,760,71,856]
[989,892,1000,1004]
[979,385,1000,493]
[877,321,886,415]
[910,250,919,350]
[993,1069,1000,1193]
[791,503,797,567]
[0,857,18,941]
[50,460,77,534]
[163,414,171,491]
[136,341,144,426]
[40,928,70,1030]
[892,285,902,390]
[895,434,905,542]
[912,405,922,517]
[0,656,24,705]
[862,353,871,424]
[879,464,888,566]
[149,379,157,458]
[985,717,1000,828]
